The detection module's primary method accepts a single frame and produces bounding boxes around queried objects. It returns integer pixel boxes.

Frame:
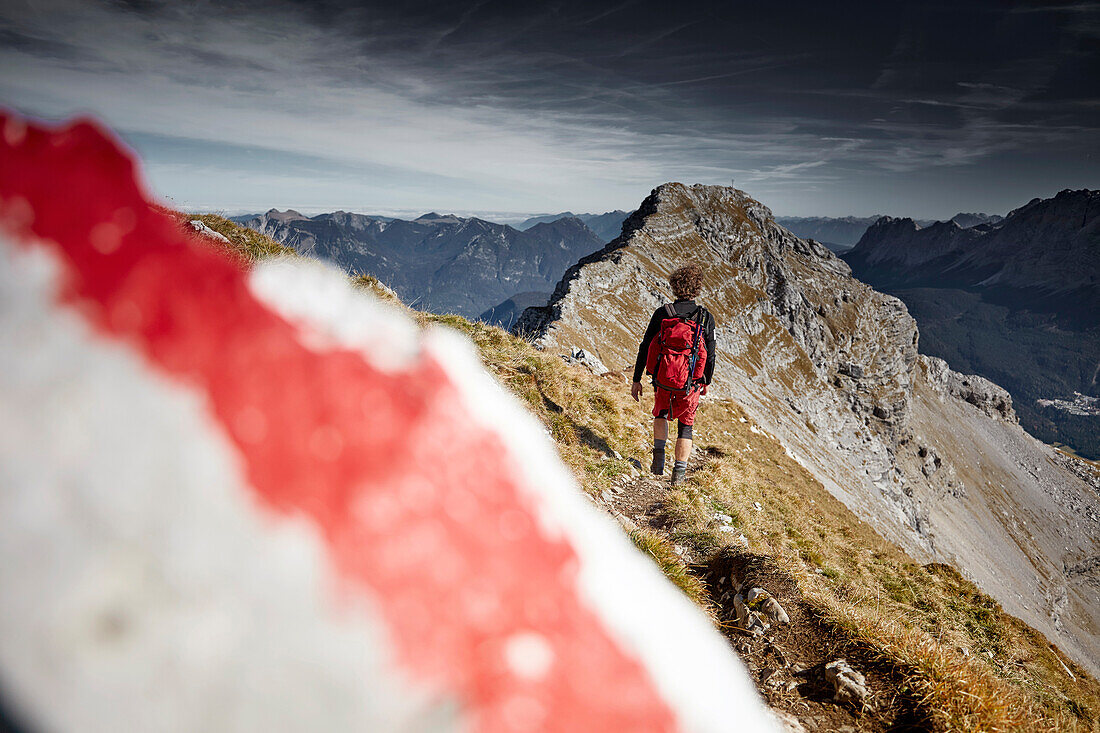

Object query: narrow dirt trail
[597,451,936,733]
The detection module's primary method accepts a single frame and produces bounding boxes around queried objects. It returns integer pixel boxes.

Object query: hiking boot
[670,464,687,486]
[651,452,665,475]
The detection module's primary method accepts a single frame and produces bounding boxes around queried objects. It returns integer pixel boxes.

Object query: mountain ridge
[242,209,605,318]
[845,189,1099,320]
[517,182,1100,677]
[776,212,1004,252]
[189,209,1100,730]
[519,210,630,242]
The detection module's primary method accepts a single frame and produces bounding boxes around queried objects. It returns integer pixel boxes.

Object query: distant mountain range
[240,210,605,318]
[518,211,629,242]
[844,189,1099,458]
[777,213,1003,252]
[774,216,881,251]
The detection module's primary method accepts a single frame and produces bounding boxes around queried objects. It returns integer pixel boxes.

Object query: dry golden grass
[629,527,714,613]
[666,401,1100,732]
[352,273,405,307]
[203,227,1100,732]
[183,213,296,261]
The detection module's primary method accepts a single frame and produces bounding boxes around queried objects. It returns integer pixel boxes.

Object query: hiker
[631,263,716,486]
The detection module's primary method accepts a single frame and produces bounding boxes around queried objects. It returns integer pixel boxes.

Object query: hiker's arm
[632,309,662,384]
[702,313,717,385]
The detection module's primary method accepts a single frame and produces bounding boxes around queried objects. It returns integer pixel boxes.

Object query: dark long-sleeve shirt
[632,299,716,384]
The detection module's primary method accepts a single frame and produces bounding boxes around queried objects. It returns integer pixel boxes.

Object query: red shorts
[652,386,701,426]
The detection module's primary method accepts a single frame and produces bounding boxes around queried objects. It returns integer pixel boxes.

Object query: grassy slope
[192,215,1100,732]
[186,213,297,261]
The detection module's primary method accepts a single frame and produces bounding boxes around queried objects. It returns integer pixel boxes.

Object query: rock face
[517,183,1100,675]
[845,189,1100,323]
[244,210,604,318]
[921,356,1014,420]
[843,189,1100,460]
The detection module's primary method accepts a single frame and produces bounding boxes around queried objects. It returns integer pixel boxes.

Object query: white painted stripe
[248,256,422,372]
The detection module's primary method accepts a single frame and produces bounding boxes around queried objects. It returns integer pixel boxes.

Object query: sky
[1,0,1097,219]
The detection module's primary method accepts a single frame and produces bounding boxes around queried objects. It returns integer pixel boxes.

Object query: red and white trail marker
[0,111,776,732]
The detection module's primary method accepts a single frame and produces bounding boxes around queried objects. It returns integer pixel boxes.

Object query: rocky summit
[517,183,1100,675]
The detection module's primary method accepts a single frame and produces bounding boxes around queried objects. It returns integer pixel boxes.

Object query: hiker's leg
[653,416,669,442]
[675,420,692,462]
[675,439,692,462]
[670,405,697,486]
[651,414,669,474]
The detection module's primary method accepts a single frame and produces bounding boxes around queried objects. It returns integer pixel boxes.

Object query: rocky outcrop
[188,219,230,243]
[824,660,870,709]
[921,356,1015,420]
[517,183,1100,675]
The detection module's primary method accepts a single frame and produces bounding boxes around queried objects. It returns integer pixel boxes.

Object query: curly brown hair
[669,263,703,300]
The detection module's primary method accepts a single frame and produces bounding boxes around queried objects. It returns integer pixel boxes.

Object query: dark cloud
[0,0,1096,216]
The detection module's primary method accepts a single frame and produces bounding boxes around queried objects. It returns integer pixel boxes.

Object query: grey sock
[653,439,667,454]
[673,460,687,470]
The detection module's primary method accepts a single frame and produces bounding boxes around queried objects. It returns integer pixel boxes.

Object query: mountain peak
[527,215,588,230]
[948,212,1003,228]
[264,208,307,222]
[850,189,1099,315]
[415,212,464,225]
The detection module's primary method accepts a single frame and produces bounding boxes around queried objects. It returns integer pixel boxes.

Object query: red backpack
[645,304,708,394]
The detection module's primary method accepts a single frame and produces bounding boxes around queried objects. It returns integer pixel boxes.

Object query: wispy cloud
[1,0,1095,218]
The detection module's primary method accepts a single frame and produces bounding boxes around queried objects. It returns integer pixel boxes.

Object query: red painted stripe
[0,112,678,732]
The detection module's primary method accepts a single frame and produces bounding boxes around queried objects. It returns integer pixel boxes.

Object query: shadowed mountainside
[776,213,1003,252]
[243,209,604,318]
[844,189,1100,459]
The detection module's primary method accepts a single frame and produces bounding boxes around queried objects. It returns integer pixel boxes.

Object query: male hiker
[631,263,716,486]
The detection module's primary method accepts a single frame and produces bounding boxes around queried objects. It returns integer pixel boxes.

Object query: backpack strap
[663,303,675,319]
